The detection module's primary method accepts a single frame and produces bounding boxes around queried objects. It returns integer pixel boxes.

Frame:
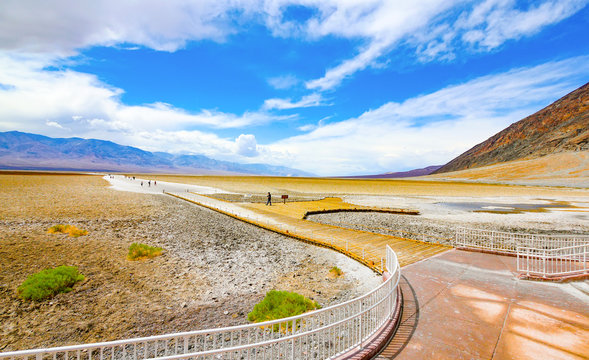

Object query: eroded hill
[435,82,589,174]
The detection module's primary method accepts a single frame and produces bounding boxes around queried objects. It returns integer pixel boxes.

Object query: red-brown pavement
[377,249,589,360]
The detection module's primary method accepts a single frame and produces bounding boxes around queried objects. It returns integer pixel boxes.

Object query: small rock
[223,310,229,315]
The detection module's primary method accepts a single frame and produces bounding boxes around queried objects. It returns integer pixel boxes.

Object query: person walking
[266,192,272,206]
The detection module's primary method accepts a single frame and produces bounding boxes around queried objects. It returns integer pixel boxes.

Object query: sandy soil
[0,173,378,352]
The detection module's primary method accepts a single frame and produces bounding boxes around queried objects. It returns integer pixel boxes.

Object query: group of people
[140,180,157,187]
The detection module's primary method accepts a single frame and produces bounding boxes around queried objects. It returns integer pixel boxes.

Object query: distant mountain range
[344,165,443,179]
[434,82,589,174]
[0,131,312,177]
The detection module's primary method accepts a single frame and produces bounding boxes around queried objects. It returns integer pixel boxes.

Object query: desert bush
[329,266,343,277]
[127,243,163,261]
[248,290,320,330]
[18,266,85,301]
[47,224,88,237]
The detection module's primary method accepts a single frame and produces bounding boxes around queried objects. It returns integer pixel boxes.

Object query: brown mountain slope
[434,82,589,174]
[426,151,589,187]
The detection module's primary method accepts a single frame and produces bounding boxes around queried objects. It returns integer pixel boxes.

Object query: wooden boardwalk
[168,192,450,272]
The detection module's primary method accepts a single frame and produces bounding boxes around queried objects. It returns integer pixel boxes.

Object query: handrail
[517,243,588,279]
[454,227,589,255]
[0,246,401,360]
[454,227,589,279]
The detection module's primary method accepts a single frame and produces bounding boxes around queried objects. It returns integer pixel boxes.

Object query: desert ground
[0,173,378,351]
[1,172,588,353]
[138,174,589,239]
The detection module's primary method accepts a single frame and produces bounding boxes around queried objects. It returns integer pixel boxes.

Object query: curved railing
[0,246,400,360]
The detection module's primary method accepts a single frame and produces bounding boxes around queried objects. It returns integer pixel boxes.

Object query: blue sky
[0,0,588,176]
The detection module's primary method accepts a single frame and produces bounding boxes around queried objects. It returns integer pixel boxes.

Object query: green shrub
[18,266,85,301]
[47,224,88,237]
[127,243,163,261]
[329,266,343,277]
[248,290,320,331]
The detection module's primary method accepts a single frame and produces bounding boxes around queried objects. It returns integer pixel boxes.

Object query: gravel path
[144,195,380,307]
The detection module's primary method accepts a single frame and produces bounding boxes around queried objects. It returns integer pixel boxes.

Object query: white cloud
[267,74,300,89]
[266,56,589,175]
[416,0,588,61]
[304,0,455,90]
[0,55,291,158]
[301,0,588,90]
[235,134,259,157]
[45,120,65,129]
[460,0,587,49]
[0,0,245,55]
[0,0,585,91]
[263,93,327,110]
[297,124,317,132]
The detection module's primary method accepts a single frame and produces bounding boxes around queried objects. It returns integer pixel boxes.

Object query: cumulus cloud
[0,0,245,55]
[0,54,290,157]
[0,1,585,91]
[235,134,259,157]
[267,56,589,175]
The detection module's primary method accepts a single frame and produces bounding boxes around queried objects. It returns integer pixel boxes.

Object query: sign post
[281,194,288,204]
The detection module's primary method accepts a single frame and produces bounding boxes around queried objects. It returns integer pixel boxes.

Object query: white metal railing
[0,246,400,360]
[517,243,588,278]
[454,227,589,255]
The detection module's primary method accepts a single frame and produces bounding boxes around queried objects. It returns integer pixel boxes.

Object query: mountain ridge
[343,165,443,179]
[0,131,312,176]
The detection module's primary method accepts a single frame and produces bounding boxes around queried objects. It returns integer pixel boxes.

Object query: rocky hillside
[435,82,589,174]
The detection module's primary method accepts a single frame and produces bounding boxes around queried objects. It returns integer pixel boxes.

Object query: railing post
[358,301,363,349]
[583,244,588,274]
[543,248,547,278]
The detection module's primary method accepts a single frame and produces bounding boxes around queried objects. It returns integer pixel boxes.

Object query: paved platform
[378,249,589,360]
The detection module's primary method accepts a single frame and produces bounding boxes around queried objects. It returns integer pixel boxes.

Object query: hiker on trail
[266,192,272,206]
[141,181,143,186]
[148,180,151,187]
[154,180,157,186]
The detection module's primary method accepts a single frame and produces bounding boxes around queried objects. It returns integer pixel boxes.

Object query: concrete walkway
[378,250,589,360]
